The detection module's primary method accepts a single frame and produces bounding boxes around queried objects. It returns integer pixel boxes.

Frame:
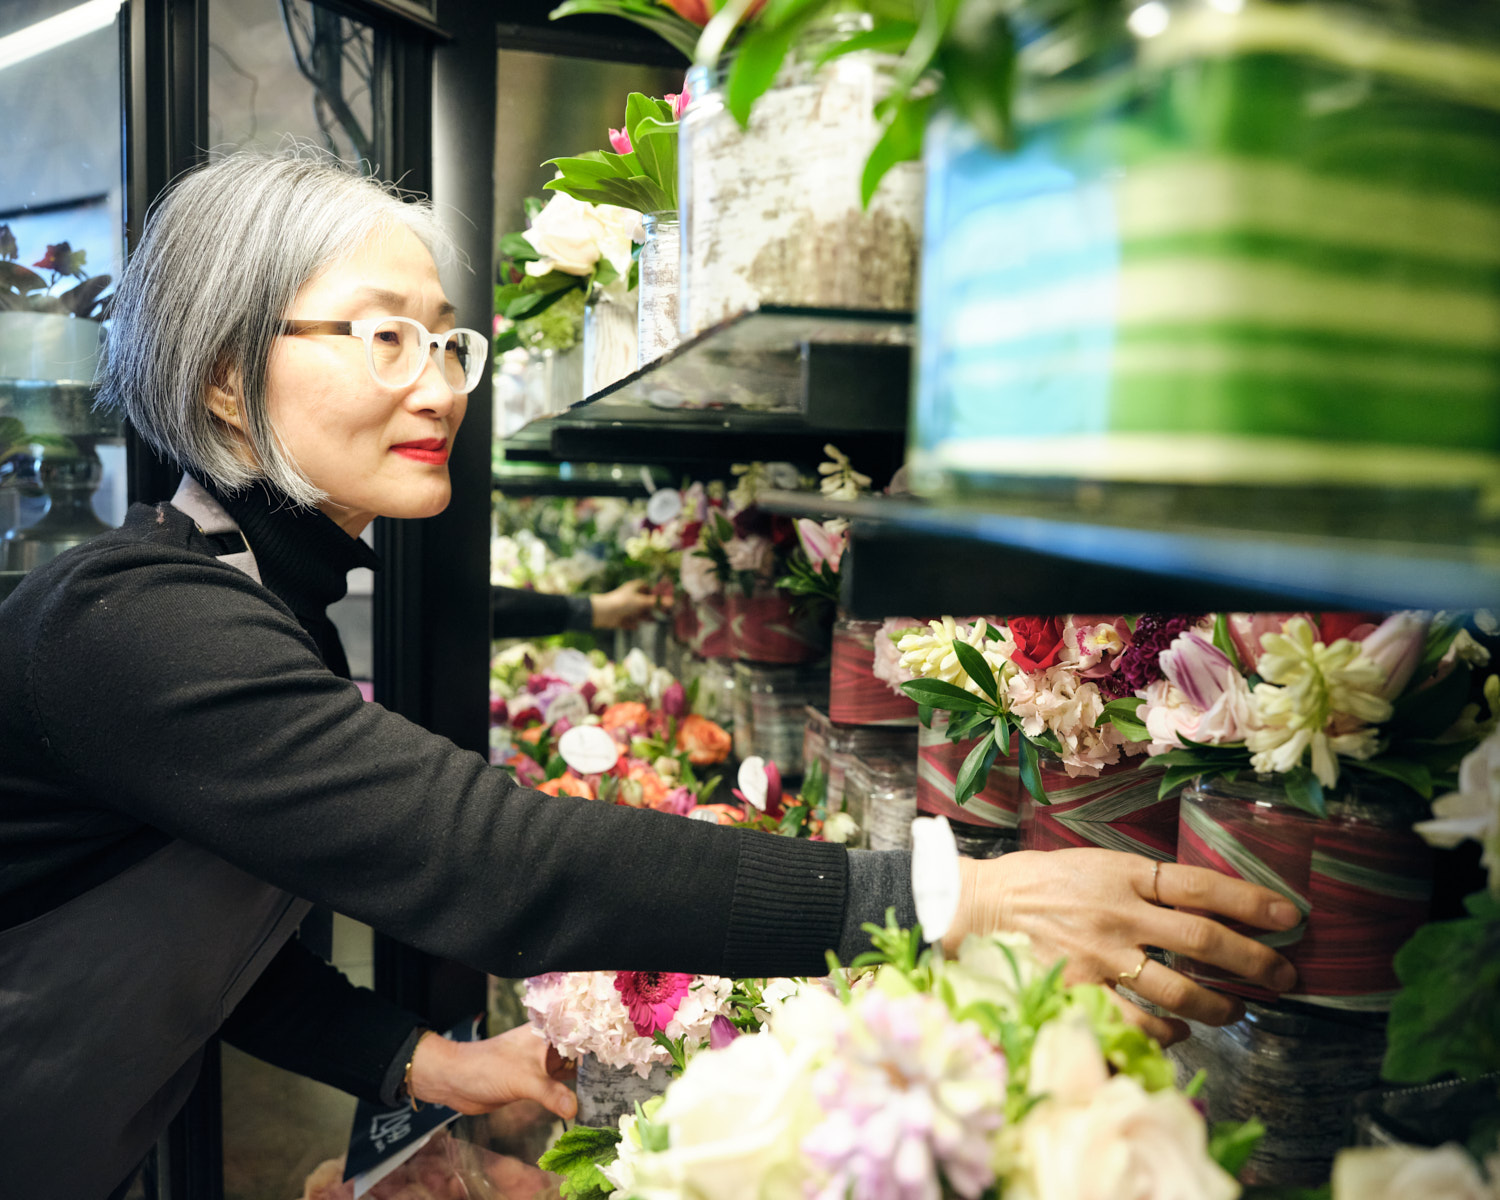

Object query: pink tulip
[663,0,711,24]
[661,680,688,717]
[1358,610,1430,699]
[709,1015,741,1050]
[1159,631,1236,713]
[795,518,846,574]
[666,89,691,119]
[608,127,632,155]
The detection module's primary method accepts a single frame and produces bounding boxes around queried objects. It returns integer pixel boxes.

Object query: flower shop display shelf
[491,459,666,500]
[754,491,1500,617]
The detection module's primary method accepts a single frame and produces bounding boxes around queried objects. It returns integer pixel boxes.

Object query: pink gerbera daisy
[614,970,693,1037]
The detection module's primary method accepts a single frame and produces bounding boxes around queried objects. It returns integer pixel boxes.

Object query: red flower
[1318,612,1382,644]
[1008,616,1068,672]
[614,970,693,1037]
[33,242,85,277]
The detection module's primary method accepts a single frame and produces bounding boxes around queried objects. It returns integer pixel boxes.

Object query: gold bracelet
[402,1029,438,1112]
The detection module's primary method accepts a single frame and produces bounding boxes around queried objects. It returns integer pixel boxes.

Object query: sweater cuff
[837,849,917,962]
[379,1025,430,1109]
[565,594,594,632]
[720,832,848,978]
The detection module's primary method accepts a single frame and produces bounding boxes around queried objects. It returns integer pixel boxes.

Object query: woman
[0,152,1299,1199]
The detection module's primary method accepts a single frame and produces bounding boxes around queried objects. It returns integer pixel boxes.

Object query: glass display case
[0,0,127,600]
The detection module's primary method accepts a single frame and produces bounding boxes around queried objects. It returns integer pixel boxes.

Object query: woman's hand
[943,849,1301,1046]
[590,580,667,630]
[406,1024,578,1118]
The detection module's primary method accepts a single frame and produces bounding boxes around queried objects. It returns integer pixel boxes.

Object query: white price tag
[737,756,769,812]
[552,648,593,686]
[544,691,589,727]
[558,725,620,775]
[910,816,961,945]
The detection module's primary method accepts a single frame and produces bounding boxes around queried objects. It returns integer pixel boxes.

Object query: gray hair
[98,149,456,507]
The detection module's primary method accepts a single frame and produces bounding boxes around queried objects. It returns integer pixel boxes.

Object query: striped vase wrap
[691,596,731,659]
[829,617,919,726]
[673,598,700,647]
[916,717,1023,829]
[1018,756,1181,861]
[1172,780,1432,1010]
[728,590,832,664]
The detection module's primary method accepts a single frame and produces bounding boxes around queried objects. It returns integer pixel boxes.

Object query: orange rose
[536,773,596,800]
[675,714,731,765]
[601,701,650,734]
[686,803,743,825]
[626,762,669,808]
[518,726,546,745]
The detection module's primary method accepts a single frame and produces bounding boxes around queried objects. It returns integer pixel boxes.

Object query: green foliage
[548,0,702,59]
[900,677,995,712]
[537,1125,622,1200]
[1383,890,1500,1083]
[1096,695,1148,742]
[1210,1118,1266,1179]
[775,551,841,605]
[1212,613,1245,672]
[955,729,999,804]
[545,93,681,213]
[652,1030,691,1073]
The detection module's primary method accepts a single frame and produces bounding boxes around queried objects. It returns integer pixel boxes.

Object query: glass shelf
[757,492,1500,614]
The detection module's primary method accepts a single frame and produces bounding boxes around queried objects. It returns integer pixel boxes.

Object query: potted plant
[0,227,112,385]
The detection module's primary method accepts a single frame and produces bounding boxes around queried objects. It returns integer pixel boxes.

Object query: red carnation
[1318,612,1382,644]
[1008,616,1067,672]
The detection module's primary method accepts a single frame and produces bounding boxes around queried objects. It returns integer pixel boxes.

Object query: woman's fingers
[1119,955,1248,1027]
[1133,905,1298,995]
[1102,983,1191,1047]
[1156,862,1302,932]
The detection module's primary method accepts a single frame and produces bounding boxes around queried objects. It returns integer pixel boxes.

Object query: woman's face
[264,223,467,537]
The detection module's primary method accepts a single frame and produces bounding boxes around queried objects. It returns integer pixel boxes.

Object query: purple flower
[709,1015,740,1050]
[661,680,688,717]
[1109,613,1202,698]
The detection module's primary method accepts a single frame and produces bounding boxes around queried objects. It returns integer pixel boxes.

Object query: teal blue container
[911,1,1500,535]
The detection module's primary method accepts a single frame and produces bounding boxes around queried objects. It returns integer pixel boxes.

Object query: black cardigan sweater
[0,484,911,1103]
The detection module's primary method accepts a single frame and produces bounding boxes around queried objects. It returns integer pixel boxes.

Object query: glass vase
[583,289,638,397]
[910,1,1500,538]
[1173,773,1433,1008]
[1018,754,1181,861]
[677,17,923,337]
[637,211,681,366]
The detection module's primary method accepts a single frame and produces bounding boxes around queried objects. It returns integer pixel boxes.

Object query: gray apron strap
[171,474,263,586]
[0,479,310,1198]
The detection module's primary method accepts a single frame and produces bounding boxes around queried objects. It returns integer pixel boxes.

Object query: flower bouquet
[541,916,1262,1200]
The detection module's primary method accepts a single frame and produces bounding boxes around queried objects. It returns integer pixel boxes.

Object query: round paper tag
[737,756,769,812]
[558,725,620,775]
[552,648,593,686]
[544,691,589,728]
[647,488,683,525]
[910,816,960,945]
[623,648,651,687]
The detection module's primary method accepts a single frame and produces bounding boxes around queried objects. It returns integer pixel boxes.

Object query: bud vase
[574,1052,673,1128]
[637,211,681,366]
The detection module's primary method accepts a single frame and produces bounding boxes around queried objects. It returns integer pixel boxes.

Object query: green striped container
[911,1,1500,532]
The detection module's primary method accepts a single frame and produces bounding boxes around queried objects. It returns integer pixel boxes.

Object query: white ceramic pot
[0,312,102,384]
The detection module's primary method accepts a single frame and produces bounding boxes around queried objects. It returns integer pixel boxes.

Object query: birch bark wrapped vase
[637,211,681,365]
[677,18,923,336]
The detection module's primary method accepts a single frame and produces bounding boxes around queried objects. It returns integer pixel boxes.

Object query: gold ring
[1150,860,1162,906]
[1118,951,1150,985]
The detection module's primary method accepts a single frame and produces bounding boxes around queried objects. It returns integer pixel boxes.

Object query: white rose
[626,1032,820,1200]
[590,202,644,280]
[522,192,642,279]
[1027,1011,1109,1106]
[1011,1075,1239,1200]
[1415,729,1500,894]
[821,811,859,844]
[623,648,652,687]
[1332,1144,1496,1200]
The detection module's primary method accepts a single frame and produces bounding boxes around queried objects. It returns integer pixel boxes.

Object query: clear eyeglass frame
[278,316,489,394]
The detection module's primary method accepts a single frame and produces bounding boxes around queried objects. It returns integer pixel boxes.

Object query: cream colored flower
[1332,1143,1498,1200]
[1245,617,1393,788]
[817,443,872,502]
[522,190,640,278]
[896,617,1013,700]
[1007,1075,1240,1200]
[1415,728,1500,896]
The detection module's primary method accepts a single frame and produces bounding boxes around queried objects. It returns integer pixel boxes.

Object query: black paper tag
[342,1013,487,1184]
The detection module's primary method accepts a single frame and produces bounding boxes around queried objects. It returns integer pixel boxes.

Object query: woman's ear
[206,364,245,431]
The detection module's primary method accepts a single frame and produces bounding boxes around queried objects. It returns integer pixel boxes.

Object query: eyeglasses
[278,316,489,394]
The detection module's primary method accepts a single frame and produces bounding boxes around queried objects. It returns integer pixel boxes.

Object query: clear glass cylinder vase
[583,289,639,397]
[637,211,681,366]
[677,19,924,337]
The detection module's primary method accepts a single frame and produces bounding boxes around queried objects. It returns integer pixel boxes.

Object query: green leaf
[1212,613,1245,672]
[1209,1119,1266,1179]
[1096,696,1148,742]
[537,1125,622,1200]
[861,92,933,208]
[549,0,702,59]
[1343,756,1432,799]
[724,0,832,125]
[814,20,917,66]
[952,638,999,703]
[900,677,995,713]
[1415,611,1470,682]
[0,259,47,294]
[955,730,999,805]
[1018,735,1046,803]
[1279,768,1326,818]
[1388,663,1473,741]
[939,1,1017,150]
[632,116,680,209]
[498,231,540,261]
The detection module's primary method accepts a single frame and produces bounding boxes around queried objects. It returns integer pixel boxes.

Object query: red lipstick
[391,437,448,465]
